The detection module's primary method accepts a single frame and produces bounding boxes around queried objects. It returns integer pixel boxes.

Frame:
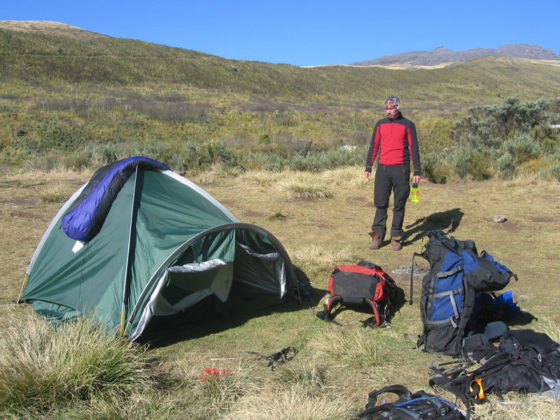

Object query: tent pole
[17,274,30,303]
[119,167,140,337]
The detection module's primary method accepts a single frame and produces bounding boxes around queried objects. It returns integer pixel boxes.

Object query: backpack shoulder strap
[365,384,412,410]
[359,384,467,419]
[315,295,343,323]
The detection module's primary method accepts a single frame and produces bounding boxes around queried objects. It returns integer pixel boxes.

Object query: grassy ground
[1,167,559,418]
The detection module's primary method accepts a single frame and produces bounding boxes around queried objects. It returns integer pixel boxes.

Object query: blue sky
[2,0,559,66]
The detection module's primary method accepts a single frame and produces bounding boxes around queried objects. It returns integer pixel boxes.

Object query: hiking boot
[368,231,382,249]
[391,236,402,251]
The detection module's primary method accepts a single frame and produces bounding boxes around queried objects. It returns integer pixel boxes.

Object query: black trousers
[372,164,410,240]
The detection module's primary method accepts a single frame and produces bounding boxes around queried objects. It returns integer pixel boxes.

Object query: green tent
[20,160,298,340]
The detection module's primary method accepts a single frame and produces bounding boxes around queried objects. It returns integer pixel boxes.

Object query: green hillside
[3,25,560,105]
[1,22,560,178]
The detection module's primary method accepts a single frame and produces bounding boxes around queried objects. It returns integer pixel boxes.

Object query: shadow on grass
[507,310,538,327]
[138,266,326,349]
[403,207,464,247]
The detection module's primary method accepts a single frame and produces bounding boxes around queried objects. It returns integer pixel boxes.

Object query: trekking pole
[409,253,422,305]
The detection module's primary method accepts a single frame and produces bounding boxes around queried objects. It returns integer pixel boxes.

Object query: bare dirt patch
[9,211,47,221]
[217,199,237,208]
[242,210,267,218]
[491,220,524,233]
[530,216,557,223]
[347,196,368,204]
[0,197,39,206]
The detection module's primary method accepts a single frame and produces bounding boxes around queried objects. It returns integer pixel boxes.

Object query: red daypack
[317,261,401,327]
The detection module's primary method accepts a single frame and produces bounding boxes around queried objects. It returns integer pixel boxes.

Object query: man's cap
[384,95,400,110]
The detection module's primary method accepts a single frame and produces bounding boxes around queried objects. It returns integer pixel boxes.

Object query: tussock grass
[239,169,280,186]
[196,364,258,416]
[470,394,560,420]
[307,327,383,369]
[291,245,356,281]
[239,169,336,199]
[38,184,73,203]
[228,383,351,420]
[159,354,263,418]
[289,184,333,200]
[318,166,368,189]
[0,308,154,415]
[277,172,334,200]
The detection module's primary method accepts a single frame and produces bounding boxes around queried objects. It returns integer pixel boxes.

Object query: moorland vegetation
[1,24,560,180]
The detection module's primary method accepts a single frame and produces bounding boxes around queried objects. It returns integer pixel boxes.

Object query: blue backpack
[357,384,467,419]
[415,230,517,356]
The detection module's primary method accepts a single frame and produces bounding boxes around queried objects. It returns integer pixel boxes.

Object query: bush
[501,133,542,165]
[421,151,449,184]
[450,96,560,179]
[546,163,560,182]
[454,148,491,180]
[495,153,516,178]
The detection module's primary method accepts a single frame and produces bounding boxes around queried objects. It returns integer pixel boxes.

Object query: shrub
[542,136,559,153]
[495,152,516,178]
[63,152,92,171]
[421,151,449,184]
[454,148,471,179]
[454,148,491,180]
[546,163,560,182]
[502,133,542,165]
[451,96,560,179]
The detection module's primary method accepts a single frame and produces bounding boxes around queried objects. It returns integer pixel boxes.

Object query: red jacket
[365,113,421,176]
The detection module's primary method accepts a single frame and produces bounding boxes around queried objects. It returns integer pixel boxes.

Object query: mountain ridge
[0,20,110,40]
[353,44,560,67]
[2,21,558,68]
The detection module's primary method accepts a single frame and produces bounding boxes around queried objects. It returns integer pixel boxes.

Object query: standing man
[364,95,421,251]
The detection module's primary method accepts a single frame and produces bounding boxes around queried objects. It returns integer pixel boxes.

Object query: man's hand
[364,171,371,179]
[413,175,421,184]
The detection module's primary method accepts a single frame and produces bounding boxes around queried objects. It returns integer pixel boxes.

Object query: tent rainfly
[19,156,299,340]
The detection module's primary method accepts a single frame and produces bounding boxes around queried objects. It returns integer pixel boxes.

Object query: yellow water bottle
[411,182,419,203]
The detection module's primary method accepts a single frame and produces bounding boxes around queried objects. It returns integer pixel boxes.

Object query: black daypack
[415,230,517,356]
[429,329,560,410]
[357,384,467,419]
[317,261,403,327]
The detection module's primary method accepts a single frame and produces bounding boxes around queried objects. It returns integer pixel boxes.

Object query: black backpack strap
[364,384,412,410]
[362,298,382,327]
[430,351,514,412]
[357,260,382,270]
[316,295,343,320]
[359,384,467,419]
[247,346,298,370]
[357,404,418,419]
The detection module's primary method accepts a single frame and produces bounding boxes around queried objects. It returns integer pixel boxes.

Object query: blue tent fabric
[61,156,169,241]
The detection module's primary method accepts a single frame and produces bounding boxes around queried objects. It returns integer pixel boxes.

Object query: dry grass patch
[277,172,333,200]
[470,394,560,420]
[307,327,384,370]
[38,184,75,203]
[318,166,369,189]
[240,169,335,200]
[227,383,350,420]
[291,244,357,284]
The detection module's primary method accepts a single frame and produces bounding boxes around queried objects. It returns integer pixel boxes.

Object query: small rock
[392,265,428,279]
[493,215,507,223]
